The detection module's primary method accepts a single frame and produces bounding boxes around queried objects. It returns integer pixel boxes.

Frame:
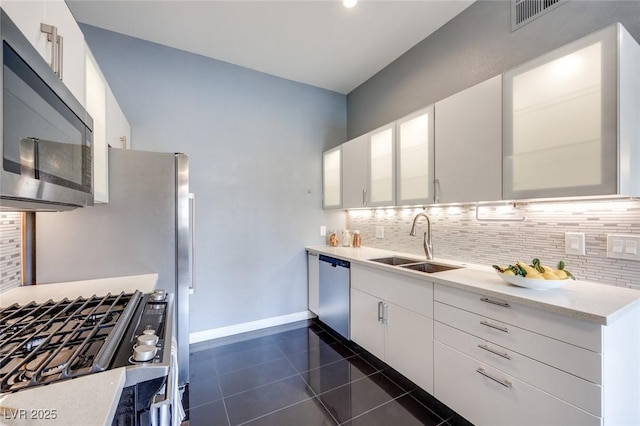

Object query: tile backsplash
[347,200,640,290]
[0,212,21,292]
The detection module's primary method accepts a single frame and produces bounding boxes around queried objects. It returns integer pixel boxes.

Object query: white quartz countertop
[0,368,126,426]
[0,274,158,425]
[307,246,640,325]
[0,274,158,307]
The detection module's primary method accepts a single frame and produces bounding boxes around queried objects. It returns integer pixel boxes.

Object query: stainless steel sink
[400,262,460,274]
[369,256,421,266]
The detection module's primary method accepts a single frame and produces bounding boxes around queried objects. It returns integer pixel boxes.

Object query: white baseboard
[189,310,315,344]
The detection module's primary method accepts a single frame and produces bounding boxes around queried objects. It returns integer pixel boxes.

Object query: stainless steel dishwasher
[318,255,350,339]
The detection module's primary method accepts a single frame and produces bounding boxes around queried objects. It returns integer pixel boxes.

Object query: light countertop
[307,246,640,325]
[0,368,126,426]
[0,274,158,307]
[0,274,158,425]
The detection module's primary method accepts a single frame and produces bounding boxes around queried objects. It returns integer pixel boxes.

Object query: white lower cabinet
[434,342,599,426]
[350,264,433,394]
[434,284,640,426]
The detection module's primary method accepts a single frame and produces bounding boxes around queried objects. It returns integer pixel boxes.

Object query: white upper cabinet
[503,24,640,200]
[1,0,86,105]
[85,47,107,203]
[396,106,434,205]
[435,76,502,204]
[342,134,368,208]
[368,124,395,207]
[323,146,342,209]
[106,85,131,149]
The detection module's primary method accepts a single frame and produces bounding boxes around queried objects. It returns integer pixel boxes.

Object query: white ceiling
[67,1,474,94]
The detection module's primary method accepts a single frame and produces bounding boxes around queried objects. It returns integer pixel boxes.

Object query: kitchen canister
[352,230,361,248]
[342,230,352,247]
[328,230,339,247]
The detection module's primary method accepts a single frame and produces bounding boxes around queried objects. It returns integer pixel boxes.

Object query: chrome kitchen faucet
[410,212,433,260]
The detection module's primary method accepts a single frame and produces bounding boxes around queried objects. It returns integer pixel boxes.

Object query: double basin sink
[369,256,461,274]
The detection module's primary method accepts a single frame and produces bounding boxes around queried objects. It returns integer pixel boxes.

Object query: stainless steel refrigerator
[36,148,194,388]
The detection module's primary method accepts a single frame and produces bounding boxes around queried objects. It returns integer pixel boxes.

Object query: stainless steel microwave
[0,9,93,211]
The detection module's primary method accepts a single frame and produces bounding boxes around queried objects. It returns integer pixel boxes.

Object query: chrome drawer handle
[378,301,384,322]
[480,297,510,308]
[480,320,509,333]
[478,343,511,360]
[476,368,512,388]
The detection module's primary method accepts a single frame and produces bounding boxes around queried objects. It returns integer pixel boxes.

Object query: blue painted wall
[80,25,346,334]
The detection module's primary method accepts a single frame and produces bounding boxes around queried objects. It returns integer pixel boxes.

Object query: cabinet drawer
[352,265,433,318]
[435,302,601,384]
[434,284,601,352]
[435,321,601,416]
[434,342,600,426]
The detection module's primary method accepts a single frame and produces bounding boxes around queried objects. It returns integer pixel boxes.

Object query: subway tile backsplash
[0,212,21,292]
[347,200,640,290]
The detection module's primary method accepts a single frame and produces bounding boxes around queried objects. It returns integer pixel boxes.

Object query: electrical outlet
[375,226,384,239]
[320,226,326,237]
[607,234,640,261]
[564,232,585,256]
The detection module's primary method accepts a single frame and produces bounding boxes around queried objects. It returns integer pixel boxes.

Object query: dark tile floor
[183,319,471,426]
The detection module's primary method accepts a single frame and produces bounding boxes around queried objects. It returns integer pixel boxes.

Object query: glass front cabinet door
[323,146,342,209]
[503,23,640,200]
[368,124,396,207]
[396,106,435,205]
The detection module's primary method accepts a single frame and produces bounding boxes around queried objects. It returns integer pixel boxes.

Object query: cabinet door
[44,0,85,104]
[85,48,108,203]
[385,303,433,394]
[342,135,368,208]
[106,86,131,149]
[350,288,385,361]
[1,1,47,59]
[368,124,395,206]
[434,342,600,426]
[396,106,434,205]
[435,76,502,204]
[323,146,342,209]
[503,26,618,200]
[307,252,319,314]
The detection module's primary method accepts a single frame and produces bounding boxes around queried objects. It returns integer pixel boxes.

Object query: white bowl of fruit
[493,258,575,290]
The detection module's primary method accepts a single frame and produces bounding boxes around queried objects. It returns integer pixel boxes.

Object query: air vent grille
[512,0,566,31]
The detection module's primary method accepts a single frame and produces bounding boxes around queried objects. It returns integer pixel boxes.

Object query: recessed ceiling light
[343,0,357,8]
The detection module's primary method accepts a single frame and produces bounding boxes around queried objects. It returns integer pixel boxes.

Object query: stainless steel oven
[0,9,93,212]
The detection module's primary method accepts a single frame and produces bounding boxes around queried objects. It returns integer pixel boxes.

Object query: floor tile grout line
[216,354,289,379]
[220,371,303,400]
[337,390,412,425]
[234,394,317,426]
[217,372,232,426]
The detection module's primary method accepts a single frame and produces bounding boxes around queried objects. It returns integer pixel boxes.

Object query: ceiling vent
[512,0,566,31]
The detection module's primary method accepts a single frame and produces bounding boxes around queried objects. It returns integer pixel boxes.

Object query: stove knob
[142,329,156,336]
[151,290,166,302]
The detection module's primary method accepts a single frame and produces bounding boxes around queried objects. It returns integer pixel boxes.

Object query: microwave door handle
[19,138,38,179]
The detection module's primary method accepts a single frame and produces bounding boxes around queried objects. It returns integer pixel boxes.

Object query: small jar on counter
[352,230,362,248]
[328,230,339,247]
[342,230,352,247]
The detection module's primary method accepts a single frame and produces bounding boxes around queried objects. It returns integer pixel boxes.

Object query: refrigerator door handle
[189,193,196,294]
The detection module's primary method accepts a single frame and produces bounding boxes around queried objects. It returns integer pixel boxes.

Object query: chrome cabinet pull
[382,303,389,324]
[363,189,368,206]
[480,320,509,333]
[478,343,511,360]
[377,301,383,322]
[41,23,58,76]
[57,34,63,79]
[480,297,510,308]
[476,368,512,388]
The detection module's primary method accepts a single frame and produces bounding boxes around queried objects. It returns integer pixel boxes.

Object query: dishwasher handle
[319,255,350,269]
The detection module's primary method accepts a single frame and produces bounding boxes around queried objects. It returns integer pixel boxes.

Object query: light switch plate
[607,234,640,261]
[320,226,326,237]
[375,226,384,239]
[564,232,585,256]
